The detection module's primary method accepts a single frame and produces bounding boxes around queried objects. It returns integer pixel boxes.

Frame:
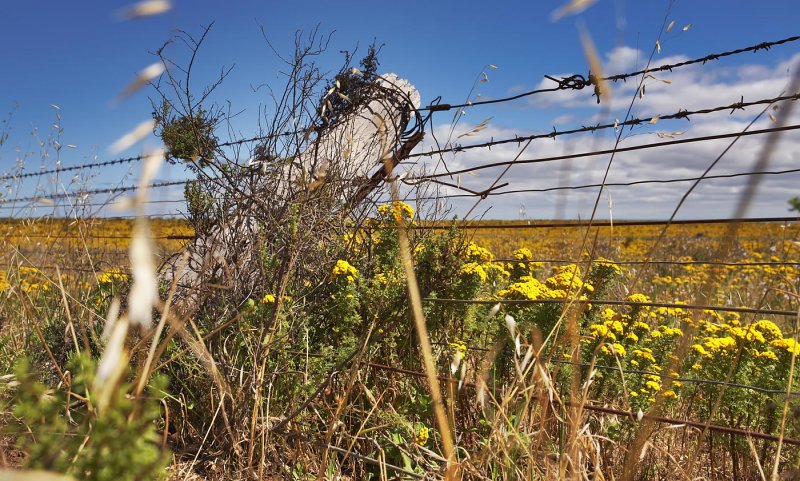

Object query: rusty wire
[364,362,800,445]
[495,258,800,267]
[423,297,799,317]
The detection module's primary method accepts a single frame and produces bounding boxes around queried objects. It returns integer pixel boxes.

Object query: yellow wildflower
[601,343,626,357]
[632,348,656,363]
[755,350,779,362]
[460,262,488,283]
[450,341,468,360]
[331,260,358,283]
[465,242,494,263]
[771,338,800,356]
[97,267,128,285]
[752,320,783,341]
[704,336,737,353]
[645,380,661,391]
[513,248,533,261]
[377,201,414,223]
[659,326,683,337]
[589,324,617,342]
[498,276,549,300]
[692,344,712,358]
[414,426,429,446]
[627,293,651,304]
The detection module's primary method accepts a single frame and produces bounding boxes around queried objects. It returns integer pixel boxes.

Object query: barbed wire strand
[0,180,186,205]
[3,91,793,196]
[4,35,795,185]
[418,35,800,112]
[410,93,800,160]
[0,155,145,183]
[418,168,800,202]
[410,124,800,181]
[0,198,186,211]
[411,216,799,230]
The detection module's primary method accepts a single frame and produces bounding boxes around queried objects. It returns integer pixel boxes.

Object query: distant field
[3,216,797,268]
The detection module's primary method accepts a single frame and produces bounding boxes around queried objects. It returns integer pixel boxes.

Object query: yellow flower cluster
[414,426,429,446]
[507,248,541,279]
[691,319,787,369]
[593,257,622,276]
[18,266,51,293]
[450,340,468,360]
[498,276,548,300]
[626,293,651,304]
[97,267,128,285]
[703,336,737,352]
[659,325,683,337]
[0,272,9,292]
[465,242,494,263]
[771,338,800,356]
[754,350,779,362]
[753,319,783,341]
[632,348,656,363]
[499,263,597,303]
[513,248,533,261]
[330,260,358,284]
[545,264,594,297]
[454,242,510,287]
[460,262,488,283]
[377,201,414,223]
[600,343,626,357]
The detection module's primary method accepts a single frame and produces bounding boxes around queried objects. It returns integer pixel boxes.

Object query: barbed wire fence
[2,34,800,466]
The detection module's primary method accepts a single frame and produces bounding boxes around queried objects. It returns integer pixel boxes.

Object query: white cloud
[409,48,800,221]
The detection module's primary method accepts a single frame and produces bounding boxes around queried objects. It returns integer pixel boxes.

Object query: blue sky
[1,1,799,219]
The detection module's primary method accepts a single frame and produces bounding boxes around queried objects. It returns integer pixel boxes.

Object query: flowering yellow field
[2,211,799,479]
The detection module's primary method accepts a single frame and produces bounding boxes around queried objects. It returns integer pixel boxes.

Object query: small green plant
[152,100,218,164]
[789,196,800,212]
[4,355,169,481]
[184,179,217,235]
